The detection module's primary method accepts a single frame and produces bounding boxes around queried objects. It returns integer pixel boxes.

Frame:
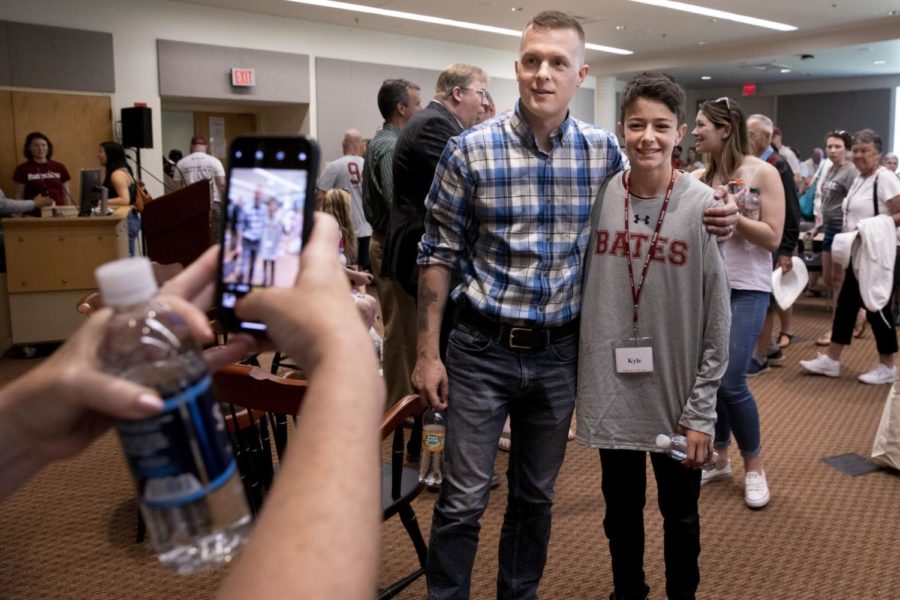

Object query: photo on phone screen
[216,137,318,334]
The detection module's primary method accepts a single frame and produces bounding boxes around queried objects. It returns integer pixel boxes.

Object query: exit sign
[231,68,256,87]
[742,83,757,96]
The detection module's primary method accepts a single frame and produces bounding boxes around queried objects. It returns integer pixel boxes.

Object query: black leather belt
[455,305,578,351]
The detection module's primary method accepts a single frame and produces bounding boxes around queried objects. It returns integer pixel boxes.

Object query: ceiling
[178,0,900,87]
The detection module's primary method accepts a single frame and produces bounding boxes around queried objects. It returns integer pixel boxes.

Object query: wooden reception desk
[2,207,129,345]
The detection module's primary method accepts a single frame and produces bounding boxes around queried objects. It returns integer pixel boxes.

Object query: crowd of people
[3,7,900,600]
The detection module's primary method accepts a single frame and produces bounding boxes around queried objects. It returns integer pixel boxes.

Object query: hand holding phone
[216,136,319,335]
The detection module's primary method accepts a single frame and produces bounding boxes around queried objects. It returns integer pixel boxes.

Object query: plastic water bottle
[95,257,251,574]
[418,409,446,491]
[655,434,719,471]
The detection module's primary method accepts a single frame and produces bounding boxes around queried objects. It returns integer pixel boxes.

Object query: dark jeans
[426,320,577,600]
[599,449,702,600]
[832,260,898,354]
[241,237,261,284]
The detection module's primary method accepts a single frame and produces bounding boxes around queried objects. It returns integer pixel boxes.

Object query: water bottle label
[422,428,445,452]
[116,375,237,509]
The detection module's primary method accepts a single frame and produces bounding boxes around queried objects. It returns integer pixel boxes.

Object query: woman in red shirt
[13,132,71,206]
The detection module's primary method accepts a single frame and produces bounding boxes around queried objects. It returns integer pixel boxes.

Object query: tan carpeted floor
[2,296,899,599]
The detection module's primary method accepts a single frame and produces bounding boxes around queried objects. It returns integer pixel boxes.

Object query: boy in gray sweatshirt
[575,73,731,600]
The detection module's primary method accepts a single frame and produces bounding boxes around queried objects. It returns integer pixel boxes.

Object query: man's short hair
[435,64,487,100]
[748,114,774,137]
[619,72,686,125]
[526,10,585,44]
[852,128,883,153]
[377,78,420,120]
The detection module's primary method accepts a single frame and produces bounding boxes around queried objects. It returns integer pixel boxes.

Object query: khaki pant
[370,232,417,406]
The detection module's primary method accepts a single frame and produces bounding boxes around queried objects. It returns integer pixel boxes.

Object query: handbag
[871,381,900,470]
[797,166,821,221]
[133,178,152,212]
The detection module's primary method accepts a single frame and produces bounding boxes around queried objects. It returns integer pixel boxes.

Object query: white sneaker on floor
[744,471,770,508]
[700,459,732,486]
[858,363,897,385]
[799,353,841,377]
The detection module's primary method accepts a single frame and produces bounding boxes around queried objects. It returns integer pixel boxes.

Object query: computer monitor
[79,169,102,216]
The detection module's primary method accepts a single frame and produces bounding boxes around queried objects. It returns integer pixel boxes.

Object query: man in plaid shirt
[413,10,738,599]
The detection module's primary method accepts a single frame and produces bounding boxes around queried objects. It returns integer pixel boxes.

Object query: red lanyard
[622,168,676,336]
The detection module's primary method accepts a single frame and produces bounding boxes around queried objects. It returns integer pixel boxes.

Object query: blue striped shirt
[418,102,625,326]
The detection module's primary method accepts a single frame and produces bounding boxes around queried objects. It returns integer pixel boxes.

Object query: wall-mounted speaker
[121,106,153,148]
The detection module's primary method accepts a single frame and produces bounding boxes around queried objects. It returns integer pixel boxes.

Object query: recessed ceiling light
[701,76,712,80]
[698,40,708,45]
[780,68,792,73]
[511,7,523,12]
[628,0,797,31]
[285,0,633,54]
[873,60,887,65]
[616,25,626,30]
[889,10,898,16]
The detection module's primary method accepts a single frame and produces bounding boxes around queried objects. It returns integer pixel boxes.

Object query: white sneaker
[799,353,840,377]
[700,459,732,486]
[744,471,770,508]
[858,363,897,385]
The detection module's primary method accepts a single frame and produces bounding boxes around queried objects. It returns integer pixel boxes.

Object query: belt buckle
[508,327,534,350]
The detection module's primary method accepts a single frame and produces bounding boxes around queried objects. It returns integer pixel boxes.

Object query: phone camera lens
[276,151,285,161]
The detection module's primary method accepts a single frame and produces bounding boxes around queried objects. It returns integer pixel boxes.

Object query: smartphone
[216,136,319,334]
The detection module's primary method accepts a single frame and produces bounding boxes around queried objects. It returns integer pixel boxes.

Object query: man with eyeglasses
[384,63,490,299]
[382,63,491,462]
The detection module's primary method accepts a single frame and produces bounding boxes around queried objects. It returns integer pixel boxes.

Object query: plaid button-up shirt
[418,102,625,327]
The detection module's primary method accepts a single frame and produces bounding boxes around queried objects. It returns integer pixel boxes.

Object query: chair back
[378,394,429,598]
[212,364,308,514]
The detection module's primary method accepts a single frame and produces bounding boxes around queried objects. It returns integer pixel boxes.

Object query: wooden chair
[379,394,429,599]
[212,364,306,515]
[212,367,428,597]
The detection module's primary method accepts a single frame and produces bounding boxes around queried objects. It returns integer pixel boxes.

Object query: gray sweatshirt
[576,172,731,451]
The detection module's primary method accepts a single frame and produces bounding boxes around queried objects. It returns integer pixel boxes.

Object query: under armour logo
[634,214,650,225]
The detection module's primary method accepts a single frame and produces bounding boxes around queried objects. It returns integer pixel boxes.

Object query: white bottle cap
[655,434,672,449]
[95,257,158,308]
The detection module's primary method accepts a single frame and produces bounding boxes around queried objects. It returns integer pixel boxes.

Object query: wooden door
[192,112,257,171]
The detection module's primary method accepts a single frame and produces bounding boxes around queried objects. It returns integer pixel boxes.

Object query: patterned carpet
[2,295,899,599]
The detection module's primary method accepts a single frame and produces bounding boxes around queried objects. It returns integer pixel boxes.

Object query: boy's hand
[678,426,713,469]
[704,187,739,240]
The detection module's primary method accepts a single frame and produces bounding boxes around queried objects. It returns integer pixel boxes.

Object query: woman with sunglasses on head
[800,129,900,385]
[805,130,858,346]
[691,97,784,508]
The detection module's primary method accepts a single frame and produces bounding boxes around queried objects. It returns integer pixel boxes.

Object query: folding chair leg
[399,503,428,568]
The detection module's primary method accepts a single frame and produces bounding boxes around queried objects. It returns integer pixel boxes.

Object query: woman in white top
[800,129,900,385]
[691,97,784,508]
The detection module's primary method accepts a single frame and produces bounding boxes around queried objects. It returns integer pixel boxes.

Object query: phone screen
[216,137,318,334]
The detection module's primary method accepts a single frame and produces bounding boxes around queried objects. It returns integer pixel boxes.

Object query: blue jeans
[127,210,141,256]
[714,289,768,458]
[426,320,577,600]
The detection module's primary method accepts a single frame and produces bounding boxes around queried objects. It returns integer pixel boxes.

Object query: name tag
[615,344,654,373]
